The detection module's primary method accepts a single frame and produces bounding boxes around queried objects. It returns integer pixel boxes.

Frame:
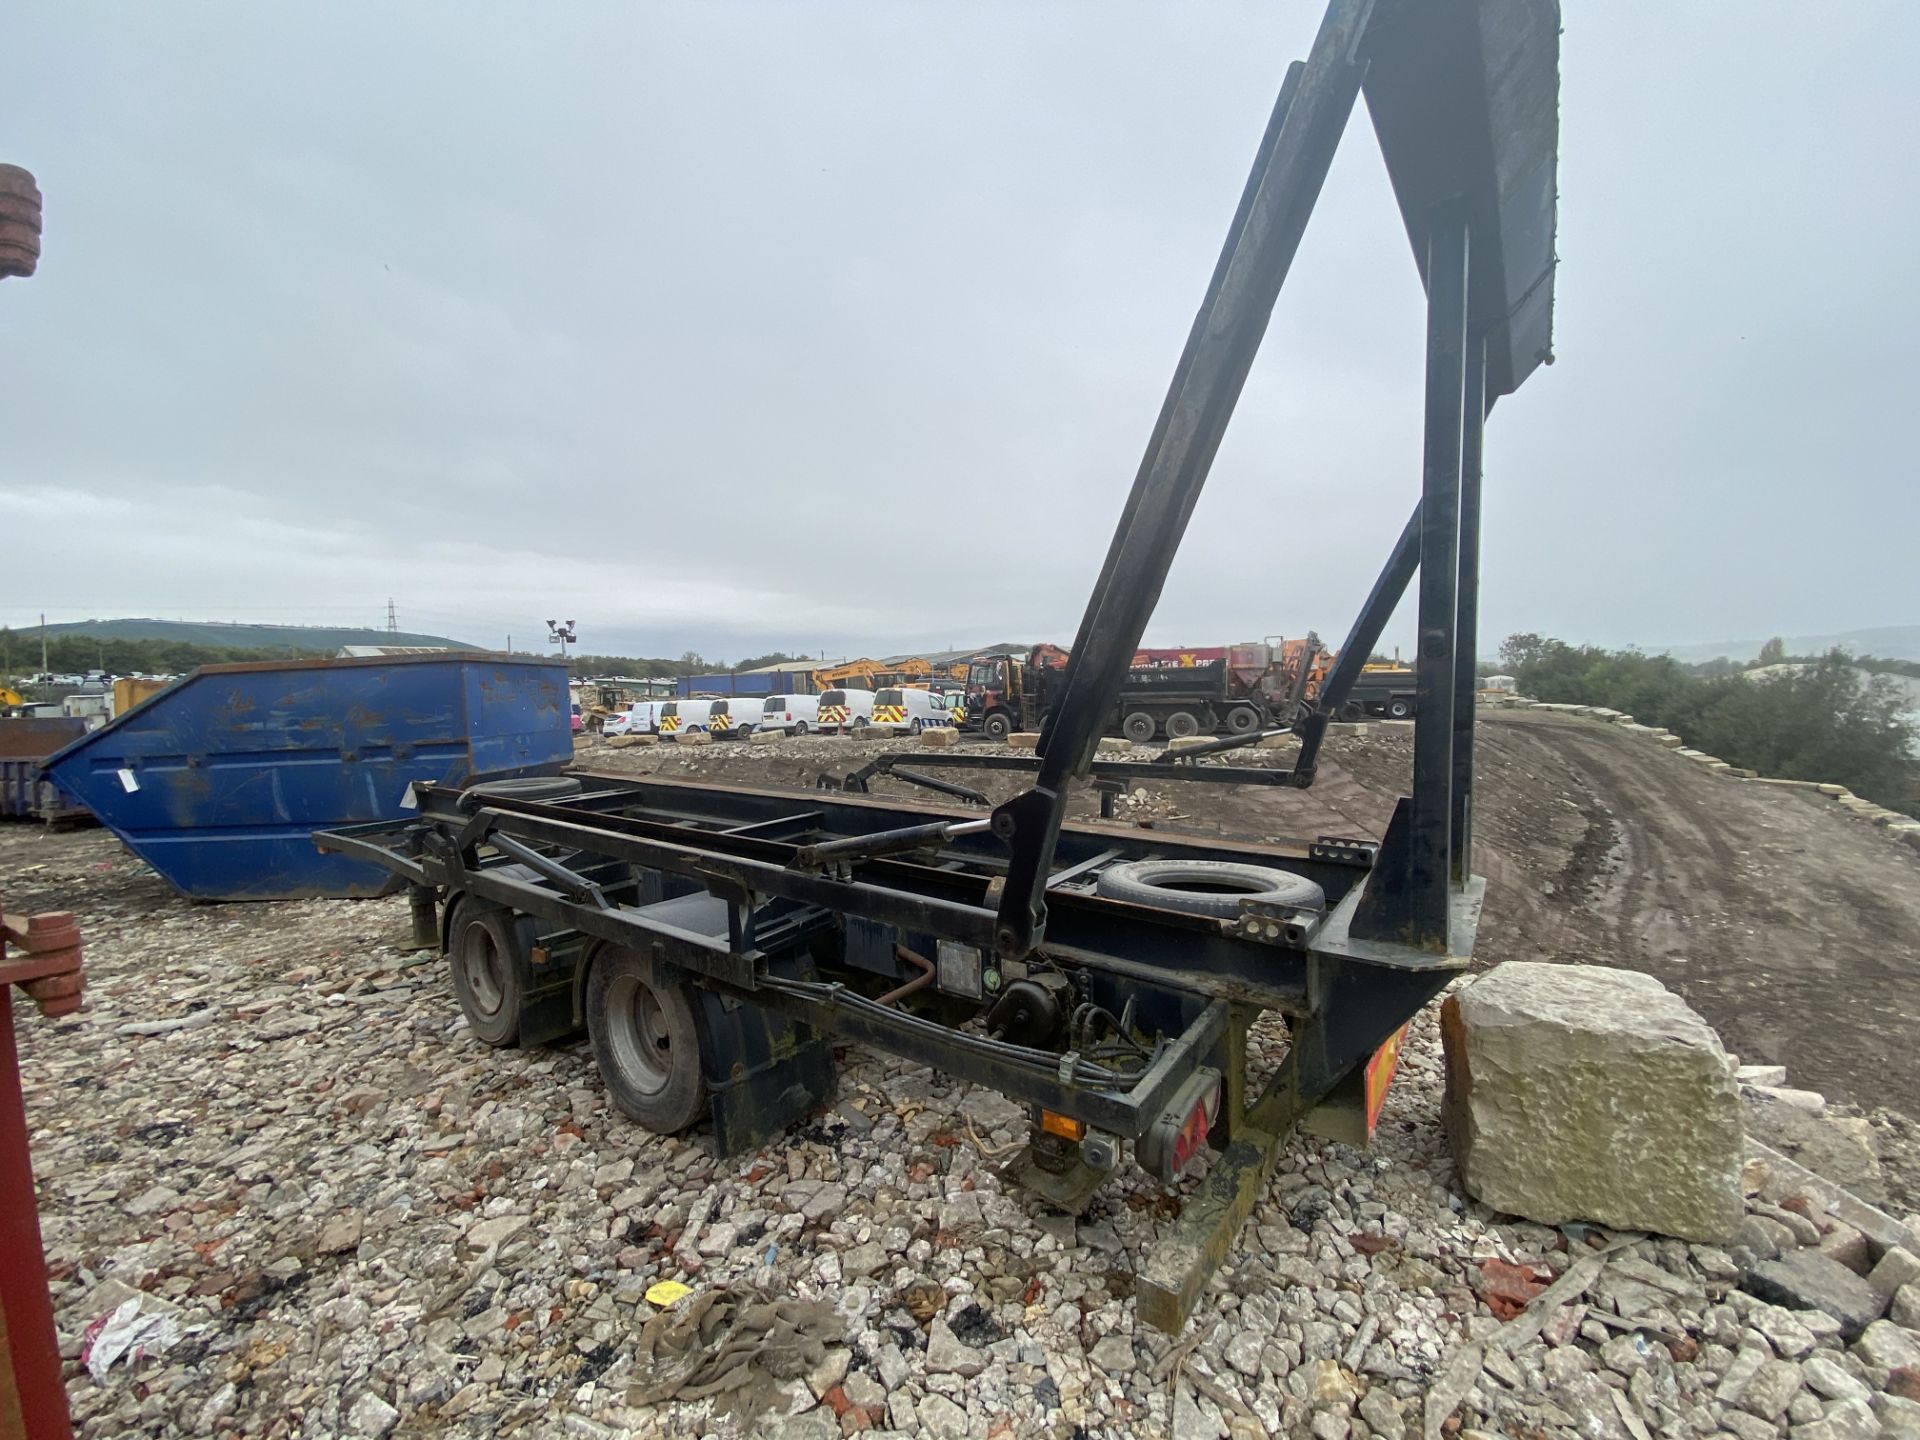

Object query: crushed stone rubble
[10,826,1920,1440]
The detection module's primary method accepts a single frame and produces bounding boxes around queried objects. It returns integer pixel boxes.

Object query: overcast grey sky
[3,3,1915,662]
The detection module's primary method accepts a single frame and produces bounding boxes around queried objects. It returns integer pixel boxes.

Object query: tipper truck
[962,638,1329,742]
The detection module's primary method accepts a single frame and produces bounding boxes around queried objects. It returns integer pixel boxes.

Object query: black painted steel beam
[1451,334,1488,881]
[1407,197,1472,943]
[992,0,1380,960]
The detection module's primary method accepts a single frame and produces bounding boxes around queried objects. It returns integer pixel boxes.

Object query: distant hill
[22,618,475,651]
[1658,625,1920,666]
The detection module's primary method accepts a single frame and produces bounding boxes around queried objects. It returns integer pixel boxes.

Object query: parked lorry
[1342,666,1417,719]
[962,637,1327,742]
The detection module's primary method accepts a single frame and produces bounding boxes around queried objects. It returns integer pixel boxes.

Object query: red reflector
[1169,1090,1213,1173]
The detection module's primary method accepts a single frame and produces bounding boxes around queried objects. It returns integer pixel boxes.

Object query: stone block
[1895,1285,1920,1331]
[1871,1248,1920,1305]
[676,731,712,747]
[1743,1250,1884,1340]
[1005,733,1041,751]
[1751,1084,1827,1115]
[919,727,960,748]
[749,729,785,744]
[1818,1220,1875,1276]
[1853,1319,1920,1381]
[1441,962,1743,1241]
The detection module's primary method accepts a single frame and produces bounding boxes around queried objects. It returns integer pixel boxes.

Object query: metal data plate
[936,939,983,1001]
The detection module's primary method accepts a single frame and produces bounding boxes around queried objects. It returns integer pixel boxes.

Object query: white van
[816,687,875,733]
[761,694,821,735]
[870,687,952,735]
[704,698,750,738]
[604,702,658,737]
[658,699,716,738]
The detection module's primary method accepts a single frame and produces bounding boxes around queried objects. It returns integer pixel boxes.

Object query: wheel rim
[911,719,922,733]
[605,971,674,1096]
[460,924,506,1017]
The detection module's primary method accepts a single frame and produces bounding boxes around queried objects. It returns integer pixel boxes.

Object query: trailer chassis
[318,0,1556,1332]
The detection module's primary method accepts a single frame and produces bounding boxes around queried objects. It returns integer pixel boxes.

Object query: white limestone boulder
[1442,962,1744,1242]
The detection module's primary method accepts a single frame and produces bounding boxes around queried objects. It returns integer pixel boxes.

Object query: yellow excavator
[809,656,971,693]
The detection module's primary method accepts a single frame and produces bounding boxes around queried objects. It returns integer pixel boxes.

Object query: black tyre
[910,718,923,734]
[460,775,583,811]
[1164,710,1201,740]
[1096,860,1326,918]
[1121,711,1156,744]
[793,721,808,735]
[451,907,522,1046]
[586,947,708,1132]
[735,724,753,739]
[1342,701,1364,721]
[983,711,1013,742]
[1225,706,1262,736]
[1387,698,1413,719]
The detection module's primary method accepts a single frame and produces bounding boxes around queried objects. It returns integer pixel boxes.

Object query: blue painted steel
[41,655,571,900]
[677,671,810,698]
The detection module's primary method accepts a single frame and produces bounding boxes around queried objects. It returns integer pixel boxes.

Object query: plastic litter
[80,1287,186,1381]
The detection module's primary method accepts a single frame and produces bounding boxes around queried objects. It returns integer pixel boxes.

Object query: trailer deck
[317,0,1559,1331]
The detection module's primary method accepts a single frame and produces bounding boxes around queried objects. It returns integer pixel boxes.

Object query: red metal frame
[1,912,83,1440]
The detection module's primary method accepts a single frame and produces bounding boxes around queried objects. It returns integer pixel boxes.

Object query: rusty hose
[876,944,935,1008]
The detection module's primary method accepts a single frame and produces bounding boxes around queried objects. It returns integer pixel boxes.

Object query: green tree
[1500,633,1917,816]
[1756,636,1787,667]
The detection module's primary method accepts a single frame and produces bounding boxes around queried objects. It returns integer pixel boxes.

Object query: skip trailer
[319,0,1560,1332]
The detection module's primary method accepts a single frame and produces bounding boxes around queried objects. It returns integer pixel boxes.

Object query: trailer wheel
[1096,860,1326,919]
[1387,698,1413,719]
[1224,705,1262,736]
[1122,711,1156,744]
[451,908,522,1046]
[983,711,1013,742]
[1164,710,1201,740]
[587,947,707,1132]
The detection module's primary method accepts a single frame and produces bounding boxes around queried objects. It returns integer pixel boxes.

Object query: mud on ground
[586,713,1920,1208]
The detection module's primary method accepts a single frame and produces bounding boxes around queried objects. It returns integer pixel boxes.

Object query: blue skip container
[42,654,572,900]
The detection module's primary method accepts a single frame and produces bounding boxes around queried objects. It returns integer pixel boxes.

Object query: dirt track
[594,711,1920,1124]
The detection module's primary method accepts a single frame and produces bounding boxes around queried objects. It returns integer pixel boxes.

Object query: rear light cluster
[1136,1067,1224,1185]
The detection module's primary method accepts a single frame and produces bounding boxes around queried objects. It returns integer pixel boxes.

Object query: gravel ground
[11,717,1920,1438]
